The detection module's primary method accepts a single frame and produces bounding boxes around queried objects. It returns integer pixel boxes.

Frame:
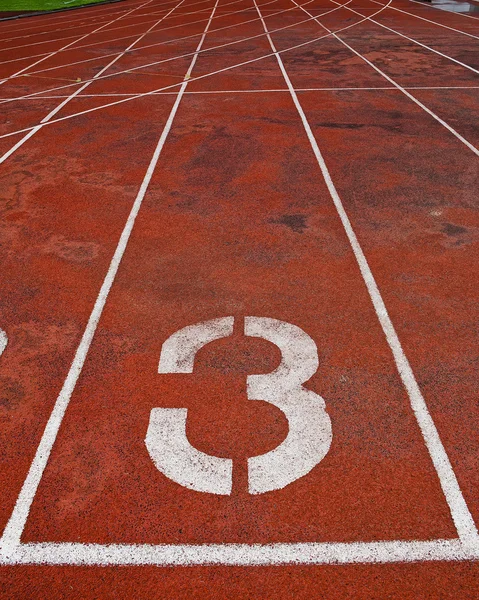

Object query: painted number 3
[145,317,332,495]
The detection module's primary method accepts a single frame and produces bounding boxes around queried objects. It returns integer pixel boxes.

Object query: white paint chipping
[0,0,220,559]
[146,408,233,495]
[253,0,479,548]
[245,317,332,495]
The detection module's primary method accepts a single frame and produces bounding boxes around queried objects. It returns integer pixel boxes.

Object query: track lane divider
[0,0,220,560]
[255,0,479,549]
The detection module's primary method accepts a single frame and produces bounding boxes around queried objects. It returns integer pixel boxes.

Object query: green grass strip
[1,0,108,12]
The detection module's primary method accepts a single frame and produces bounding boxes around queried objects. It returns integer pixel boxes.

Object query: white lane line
[0,0,185,43]
[409,0,479,20]
[0,0,390,143]
[0,0,159,87]
[0,0,327,103]
[0,0,220,560]
[292,0,479,157]
[1,84,477,98]
[1,539,478,566]
[0,0,282,68]
[370,0,479,40]
[22,0,314,80]
[0,0,194,165]
[332,1,479,75]
[0,0,235,55]
[0,330,7,357]
[254,0,479,549]
[0,0,152,36]
[0,0,381,120]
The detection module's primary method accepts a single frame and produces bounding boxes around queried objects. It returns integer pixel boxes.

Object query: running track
[0,0,478,596]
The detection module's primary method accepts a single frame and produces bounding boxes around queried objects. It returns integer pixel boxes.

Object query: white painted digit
[245,317,332,494]
[146,317,234,495]
[146,408,232,495]
[0,329,7,357]
[146,316,332,495]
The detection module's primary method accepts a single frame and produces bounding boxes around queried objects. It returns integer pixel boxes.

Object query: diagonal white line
[0,0,193,165]
[292,0,479,157]
[332,0,479,75]
[0,0,221,560]
[254,0,479,548]
[370,0,479,40]
[0,0,184,43]
[0,0,386,139]
[0,0,325,103]
[0,0,160,87]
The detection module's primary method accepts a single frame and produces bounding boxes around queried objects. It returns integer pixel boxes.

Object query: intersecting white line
[0,0,198,165]
[0,0,306,67]
[0,0,160,87]
[332,1,479,75]
[0,0,183,44]
[291,0,479,157]
[0,0,391,142]
[254,0,479,548]
[0,0,240,54]
[0,0,331,102]
[0,0,221,561]
[20,0,321,79]
[0,0,478,569]
[370,0,479,39]
[0,0,153,36]
[1,84,477,99]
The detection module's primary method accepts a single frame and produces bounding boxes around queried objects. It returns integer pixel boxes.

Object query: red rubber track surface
[0,0,478,595]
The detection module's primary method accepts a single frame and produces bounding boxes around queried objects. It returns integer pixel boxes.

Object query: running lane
[12,0,462,554]
[1,0,479,596]
[0,0,219,538]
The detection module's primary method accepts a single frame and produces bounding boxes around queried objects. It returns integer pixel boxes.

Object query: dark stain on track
[270,213,308,233]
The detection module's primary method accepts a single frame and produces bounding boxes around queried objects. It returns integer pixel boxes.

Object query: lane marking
[254,0,479,548]
[245,317,332,495]
[20,0,323,80]
[158,316,234,373]
[291,0,479,156]
[0,0,161,86]
[0,0,245,55]
[0,0,180,44]
[146,408,234,494]
[1,84,477,99]
[0,0,339,104]
[150,316,332,495]
[370,0,479,40]
[333,1,479,75]
[0,0,392,145]
[0,0,154,37]
[0,0,193,165]
[0,330,7,357]
[0,0,221,559]
[1,539,478,566]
